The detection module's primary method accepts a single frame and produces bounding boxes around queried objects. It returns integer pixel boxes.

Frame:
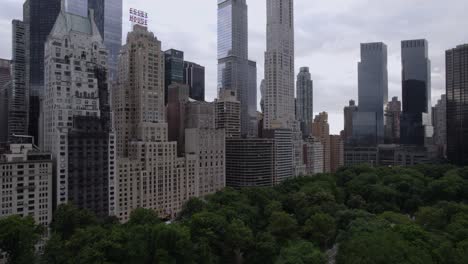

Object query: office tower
[330,135,344,173]
[433,94,447,157]
[260,79,265,113]
[296,67,314,137]
[264,0,295,130]
[304,137,324,175]
[88,0,123,81]
[8,20,29,141]
[0,143,53,226]
[400,39,432,146]
[218,0,256,137]
[114,25,225,222]
[385,96,401,144]
[0,59,11,142]
[311,112,331,173]
[64,0,87,17]
[25,0,62,143]
[343,100,358,141]
[247,60,258,137]
[42,7,115,216]
[165,49,184,104]
[215,90,241,138]
[226,138,275,188]
[446,44,468,166]
[263,129,293,184]
[292,122,306,176]
[183,61,205,101]
[353,42,388,145]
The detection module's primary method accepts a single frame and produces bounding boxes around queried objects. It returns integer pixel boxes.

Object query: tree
[302,213,336,249]
[275,240,325,264]
[225,219,254,263]
[127,208,161,226]
[0,215,44,264]
[50,204,97,240]
[267,212,298,244]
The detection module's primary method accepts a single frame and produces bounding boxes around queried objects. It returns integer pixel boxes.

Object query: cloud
[0,0,467,134]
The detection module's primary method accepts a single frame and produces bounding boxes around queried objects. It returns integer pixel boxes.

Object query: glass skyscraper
[400,39,432,146]
[446,44,468,166]
[65,0,88,17]
[352,42,388,145]
[165,49,185,104]
[184,61,205,102]
[296,67,314,137]
[218,0,256,137]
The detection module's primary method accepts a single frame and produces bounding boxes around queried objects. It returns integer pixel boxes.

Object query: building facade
[183,61,205,101]
[247,60,258,137]
[304,137,324,175]
[385,96,401,144]
[446,44,468,166]
[296,67,314,137]
[353,42,388,145]
[42,7,115,216]
[264,129,293,184]
[226,138,275,188]
[330,135,344,173]
[401,39,432,146]
[264,0,295,130]
[215,90,241,138]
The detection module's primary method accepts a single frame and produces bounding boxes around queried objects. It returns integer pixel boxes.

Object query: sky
[0,0,467,134]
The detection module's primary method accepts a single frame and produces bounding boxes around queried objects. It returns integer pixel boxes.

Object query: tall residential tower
[296,67,313,137]
[264,0,295,130]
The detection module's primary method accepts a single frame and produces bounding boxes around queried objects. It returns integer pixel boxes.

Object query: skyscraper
[217,0,256,137]
[88,0,123,81]
[433,94,447,158]
[215,90,241,139]
[183,61,205,101]
[264,0,295,130]
[42,6,115,216]
[330,135,344,173]
[25,0,62,144]
[446,44,468,166]
[8,20,29,141]
[400,39,432,146]
[247,60,258,136]
[0,59,11,143]
[64,0,88,17]
[312,112,331,173]
[296,67,314,137]
[165,49,184,104]
[343,100,358,141]
[385,96,401,144]
[353,42,388,145]
[65,0,123,80]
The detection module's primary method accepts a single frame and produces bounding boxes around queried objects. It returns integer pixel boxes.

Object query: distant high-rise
[433,94,447,158]
[260,79,266,113]
[65,0,87,17]
[65,0,123,80]
[304,137,324,175]
[183,61,205,101]
[312,112,331,173]
[385,96,401,144]
[446,44,468,166]
[25,0,62,144]
[42,6,115,216]
[165,49,184,104]
[0,59,11,142]
[8,20,29,141]
[247,60,258,136]
[217,0,254,137]
[296,67,314,137]
[353,42,388,145]
[330,135,344,173]
[343,100,358,141]
[215,90,241,139]
[400,39,432,146]
[264,0,295,129]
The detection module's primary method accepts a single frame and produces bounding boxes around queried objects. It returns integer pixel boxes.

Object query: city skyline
[0,0,467,133]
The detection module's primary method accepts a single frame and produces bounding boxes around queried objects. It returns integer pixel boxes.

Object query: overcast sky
[1,0,467,133]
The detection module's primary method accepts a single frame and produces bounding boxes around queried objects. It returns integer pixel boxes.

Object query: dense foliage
[1,165,468,263]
